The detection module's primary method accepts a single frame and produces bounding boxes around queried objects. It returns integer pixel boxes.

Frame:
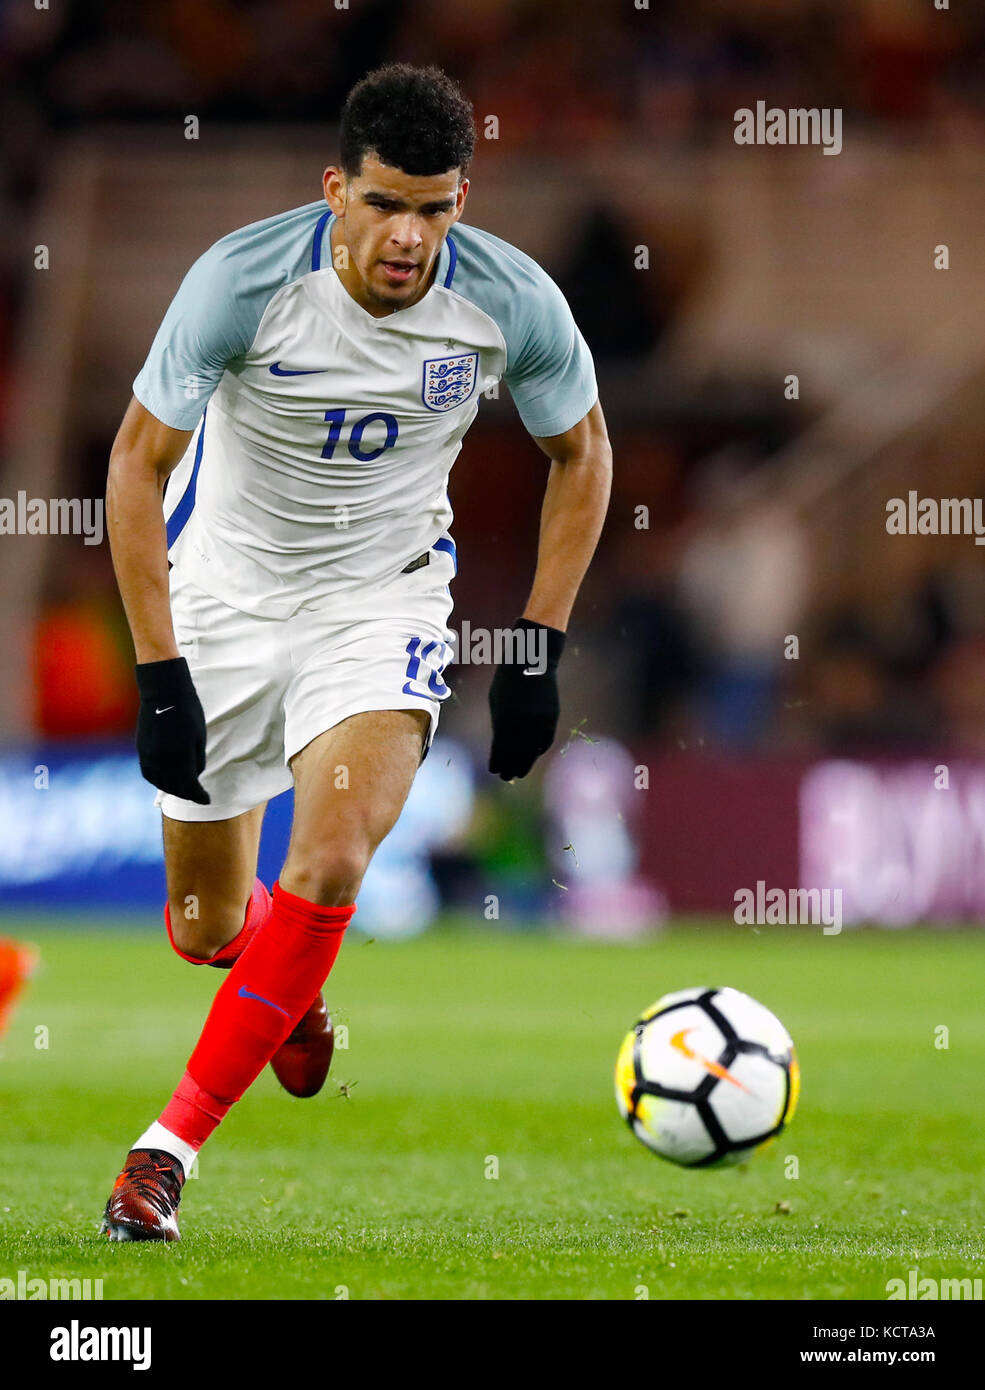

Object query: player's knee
[280,843,369,907]
[166,896,246,963]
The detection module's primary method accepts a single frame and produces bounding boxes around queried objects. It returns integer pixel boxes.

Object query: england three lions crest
[422,352,479,412]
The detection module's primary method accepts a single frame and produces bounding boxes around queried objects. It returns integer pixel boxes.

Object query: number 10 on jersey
[321,408,399,462]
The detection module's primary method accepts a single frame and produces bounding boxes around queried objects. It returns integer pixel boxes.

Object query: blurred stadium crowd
[4,0,985,149]
[3,0,985,775]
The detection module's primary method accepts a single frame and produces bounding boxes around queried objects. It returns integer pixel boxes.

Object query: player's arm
[523,399,612,632]
[108,232,253,802]
[487,400,611,781]
[107,397,191,663]
[107,397,210,804]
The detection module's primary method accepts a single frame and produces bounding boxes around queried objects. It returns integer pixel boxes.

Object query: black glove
[135,657,210,804]
[488,617,566,781]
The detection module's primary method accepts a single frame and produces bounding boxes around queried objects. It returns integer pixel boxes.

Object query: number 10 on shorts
[403,637,451,700]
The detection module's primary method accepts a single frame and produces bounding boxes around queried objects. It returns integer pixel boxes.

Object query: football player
[101,62,611,1240]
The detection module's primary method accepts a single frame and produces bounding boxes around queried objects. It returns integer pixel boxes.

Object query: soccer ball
[614,986,799,1167]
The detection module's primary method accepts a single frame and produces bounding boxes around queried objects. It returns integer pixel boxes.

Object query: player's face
[323,155,467,316]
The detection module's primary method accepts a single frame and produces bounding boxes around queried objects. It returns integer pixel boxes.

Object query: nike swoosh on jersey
[269,362,324,376]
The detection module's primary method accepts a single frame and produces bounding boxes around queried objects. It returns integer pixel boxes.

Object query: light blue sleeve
[132,245,262,430]
[503,268,598,438]
[451,226,598,438]
[132,202,326,430]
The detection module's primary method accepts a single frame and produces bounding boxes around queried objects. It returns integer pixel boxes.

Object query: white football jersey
[133,202,598,617]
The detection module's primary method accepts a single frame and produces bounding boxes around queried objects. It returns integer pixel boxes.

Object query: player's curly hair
[340,63,475,181]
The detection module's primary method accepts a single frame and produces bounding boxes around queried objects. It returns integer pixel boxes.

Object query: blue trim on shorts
[433,536,457,575]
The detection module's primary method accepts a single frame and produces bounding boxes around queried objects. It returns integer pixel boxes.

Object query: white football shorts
[155,541,456,822]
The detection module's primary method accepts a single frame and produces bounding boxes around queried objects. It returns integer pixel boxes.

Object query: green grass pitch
[0,916,982,1300]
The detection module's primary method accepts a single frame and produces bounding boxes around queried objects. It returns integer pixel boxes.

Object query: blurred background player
[98,62,610,1240]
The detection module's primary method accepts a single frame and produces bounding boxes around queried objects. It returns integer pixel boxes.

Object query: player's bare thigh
[163,805,266,959]
[281,708,431,906]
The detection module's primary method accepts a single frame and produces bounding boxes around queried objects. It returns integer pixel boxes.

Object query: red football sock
[159,882,354,1149]
[164,878,273,968]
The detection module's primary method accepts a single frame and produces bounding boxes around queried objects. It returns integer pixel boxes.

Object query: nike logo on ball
[670,1027,750,1092]
[269,362,324,376]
